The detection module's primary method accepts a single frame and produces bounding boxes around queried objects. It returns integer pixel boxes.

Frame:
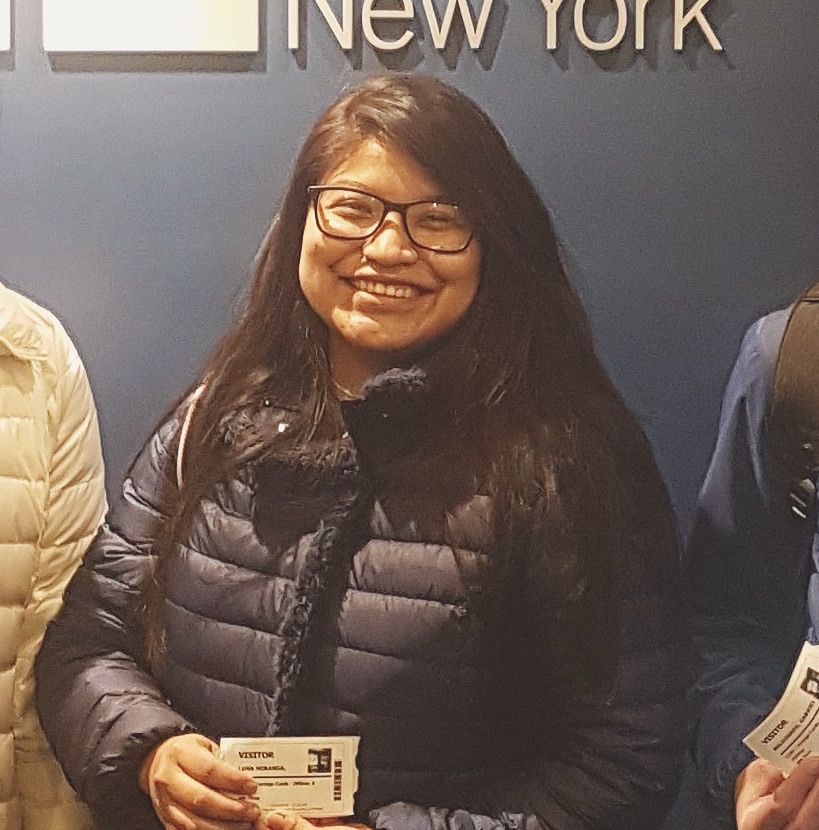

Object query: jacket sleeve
[16,335,106,830]
[35,403,195,830]
[682,309,810,826]
[371,430,689,830]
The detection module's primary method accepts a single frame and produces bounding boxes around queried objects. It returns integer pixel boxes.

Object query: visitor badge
[745,641,819,773]
[219,736,360,817]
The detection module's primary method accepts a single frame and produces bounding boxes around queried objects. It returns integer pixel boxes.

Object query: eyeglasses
[307,185,473,253]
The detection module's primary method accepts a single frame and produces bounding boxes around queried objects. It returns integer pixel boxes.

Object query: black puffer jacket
[36,371,688,830]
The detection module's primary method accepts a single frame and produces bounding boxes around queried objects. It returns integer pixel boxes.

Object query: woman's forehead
[319,139,445,201]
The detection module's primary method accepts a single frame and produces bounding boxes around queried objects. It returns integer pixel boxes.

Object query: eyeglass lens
[313,188,471,253]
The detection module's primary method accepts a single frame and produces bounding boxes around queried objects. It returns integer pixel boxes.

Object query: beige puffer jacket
[0,282,106,830]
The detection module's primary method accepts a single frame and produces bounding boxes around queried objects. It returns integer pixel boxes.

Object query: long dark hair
[142,74,676,685]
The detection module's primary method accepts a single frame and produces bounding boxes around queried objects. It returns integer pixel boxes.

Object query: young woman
[35,74,687,830]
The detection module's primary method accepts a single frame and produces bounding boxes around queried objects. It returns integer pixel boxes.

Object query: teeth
[352,279,417,299]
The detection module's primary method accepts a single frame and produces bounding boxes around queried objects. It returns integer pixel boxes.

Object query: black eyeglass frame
[307,185,474,254]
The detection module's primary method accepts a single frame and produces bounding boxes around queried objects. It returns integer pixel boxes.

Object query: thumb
[737,758,785,802]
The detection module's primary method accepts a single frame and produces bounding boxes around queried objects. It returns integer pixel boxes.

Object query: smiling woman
[35,74,688,830]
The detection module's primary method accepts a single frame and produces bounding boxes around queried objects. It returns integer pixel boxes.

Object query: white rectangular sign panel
[1,0,10,51]
[43,0,259,53]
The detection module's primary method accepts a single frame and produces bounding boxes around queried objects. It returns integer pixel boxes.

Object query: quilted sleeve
[14,333,105,830]
[35,402,194,830]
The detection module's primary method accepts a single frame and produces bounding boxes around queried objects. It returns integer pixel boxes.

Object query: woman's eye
[417,206,460,228]
[333,199,377,219]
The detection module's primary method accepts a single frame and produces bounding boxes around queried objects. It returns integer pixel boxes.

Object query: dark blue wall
[1,1,817,531]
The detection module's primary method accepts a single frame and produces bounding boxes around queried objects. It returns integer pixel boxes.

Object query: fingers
[153,769,256,824]
[735,758,788,830]
[776,757,819,830]
[143,733,260,829]
[174,735,257,797]
[264,813,314,830]
[736,758,784,804]
[162,799,257,830]
[262,815,366,830]
[736,757,819,830]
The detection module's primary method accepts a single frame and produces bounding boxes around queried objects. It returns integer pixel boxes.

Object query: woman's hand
[140,733,261,829]
[263,812,369,830]
[736,756,819,830]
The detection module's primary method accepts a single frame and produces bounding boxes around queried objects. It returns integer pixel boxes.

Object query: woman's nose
[361,211,418,264]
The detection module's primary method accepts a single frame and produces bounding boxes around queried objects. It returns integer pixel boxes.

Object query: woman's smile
[348,278,421,300]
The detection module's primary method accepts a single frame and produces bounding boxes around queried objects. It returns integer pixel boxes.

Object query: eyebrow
[321,180,450,204]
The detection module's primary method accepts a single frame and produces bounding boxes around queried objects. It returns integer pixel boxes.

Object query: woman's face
[298,139,481,389]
